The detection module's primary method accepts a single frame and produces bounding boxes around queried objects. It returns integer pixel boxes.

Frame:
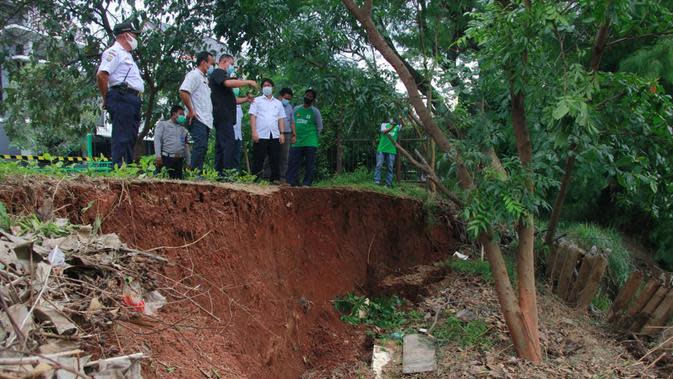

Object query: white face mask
[262,86,273,96]
[127,34,138,50]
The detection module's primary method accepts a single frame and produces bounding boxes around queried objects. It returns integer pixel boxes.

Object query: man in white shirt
[249,78,285,183]
[96,22,144,167]
[179,51,214,173]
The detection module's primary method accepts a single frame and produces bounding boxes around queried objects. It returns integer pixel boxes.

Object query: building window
[15,44,24,56]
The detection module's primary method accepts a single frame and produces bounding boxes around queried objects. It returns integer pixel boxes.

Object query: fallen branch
[385,133,463,207]
[0,291,25,344]
[0,349,83,365]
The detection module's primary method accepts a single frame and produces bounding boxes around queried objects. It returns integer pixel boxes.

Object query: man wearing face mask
[286,89,323,187]
[209,54,257,177]
[249,79,285,183]
[262,87,294,181]
[154,105,191,179]
[96,22,144,167]
[179,51,214,174]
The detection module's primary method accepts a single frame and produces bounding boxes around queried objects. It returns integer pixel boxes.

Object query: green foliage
[561,223,634,290]
[0,202,11,231]
[445,256,516,284]
[592,288,612,312]
[16,215,73,238]
[432,314,493,348]
[1,61,98,154]
[333,293,415,333]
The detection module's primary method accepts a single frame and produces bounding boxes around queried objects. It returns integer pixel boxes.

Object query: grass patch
[592,288,612,312]
[444,255,517,284]
[561,222,634,290]
[433,314,493,348]
[315,167,430,201]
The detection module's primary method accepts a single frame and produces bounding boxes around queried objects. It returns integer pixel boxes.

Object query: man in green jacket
[374,120,402,187]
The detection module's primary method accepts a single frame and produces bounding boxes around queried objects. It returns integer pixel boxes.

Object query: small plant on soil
[432,314,494,348]
[333,293,419,336]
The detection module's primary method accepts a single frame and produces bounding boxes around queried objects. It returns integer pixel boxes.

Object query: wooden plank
[629,285,669,332]
[625,279,660,319]
[640,288,673,336]
[607,271,643,322]
[575,256,608,309]
[556,246,583,301]
[545,247,559,282]
[569,255,597,304]
[549,242,568,291]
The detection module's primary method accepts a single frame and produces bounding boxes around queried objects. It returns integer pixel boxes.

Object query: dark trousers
[252,138,280,181]
[214,116,236,174]
[287,146,317,186]
[233,139,242,170]
[188,119,209,172]
[107,89,141,167]
[161,155,184,179]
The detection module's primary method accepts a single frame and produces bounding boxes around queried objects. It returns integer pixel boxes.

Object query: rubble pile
[0,218,167,378]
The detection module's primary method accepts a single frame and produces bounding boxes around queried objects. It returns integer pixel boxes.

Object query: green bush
[333,293,421,336]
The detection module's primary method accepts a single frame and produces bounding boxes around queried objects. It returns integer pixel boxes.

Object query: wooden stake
[556,246,582,301]
[641,289,673,336]
[608,271,643,322]
[575,256,608,309]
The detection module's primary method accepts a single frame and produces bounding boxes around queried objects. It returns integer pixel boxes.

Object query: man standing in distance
[286,89,323,187]
[209,54,257,177]
[249,79,285,183]
[179,51,214,173]
[278,87,295,181]
[96,22,144,167]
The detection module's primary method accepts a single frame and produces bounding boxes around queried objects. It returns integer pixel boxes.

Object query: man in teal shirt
[374,120,402,187]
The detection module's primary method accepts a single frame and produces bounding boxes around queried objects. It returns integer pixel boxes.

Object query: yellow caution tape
[0,155,108,162]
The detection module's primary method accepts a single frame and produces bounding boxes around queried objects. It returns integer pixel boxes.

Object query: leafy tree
[1,0,212,156]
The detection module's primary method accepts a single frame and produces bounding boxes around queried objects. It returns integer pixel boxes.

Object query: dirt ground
[0,177,459,378]
[304,266,671,378]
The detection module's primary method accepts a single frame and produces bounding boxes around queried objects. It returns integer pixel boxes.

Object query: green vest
[293,106,319,147]
[377,124,400,154]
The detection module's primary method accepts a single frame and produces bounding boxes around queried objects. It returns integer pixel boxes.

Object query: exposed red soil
[0,178,459,378]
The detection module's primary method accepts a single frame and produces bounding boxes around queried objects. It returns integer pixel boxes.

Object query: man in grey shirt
[154,105,191,179]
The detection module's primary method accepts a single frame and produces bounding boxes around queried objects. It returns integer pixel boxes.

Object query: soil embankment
[0,178,459,378]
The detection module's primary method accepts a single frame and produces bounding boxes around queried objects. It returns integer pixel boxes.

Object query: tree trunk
[544,148,576,245]
[342,0,542,363]
[510,88,542,361]
[480,233,541,361]
[336,123,344,174]
[544,12,611,247]
[134,88,157,160]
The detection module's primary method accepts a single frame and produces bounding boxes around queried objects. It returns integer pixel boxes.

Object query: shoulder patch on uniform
[106,53,115,62]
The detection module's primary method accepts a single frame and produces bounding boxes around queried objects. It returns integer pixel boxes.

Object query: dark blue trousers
[107,89,141,167]
[233,139,242,170]
[188,119,210,172]
[287,146,317,186]
[213,115,236,174]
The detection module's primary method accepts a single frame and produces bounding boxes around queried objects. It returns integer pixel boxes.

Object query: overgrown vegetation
[333,293,421,337]
[333,293,492,349]
[560,223,634,290]
[432,314,493,348]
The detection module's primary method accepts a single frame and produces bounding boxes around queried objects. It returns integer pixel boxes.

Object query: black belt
[110,85,140,96]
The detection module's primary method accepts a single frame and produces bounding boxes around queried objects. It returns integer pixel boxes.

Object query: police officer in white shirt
[96,22,144,167]
[249,78,285,183]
